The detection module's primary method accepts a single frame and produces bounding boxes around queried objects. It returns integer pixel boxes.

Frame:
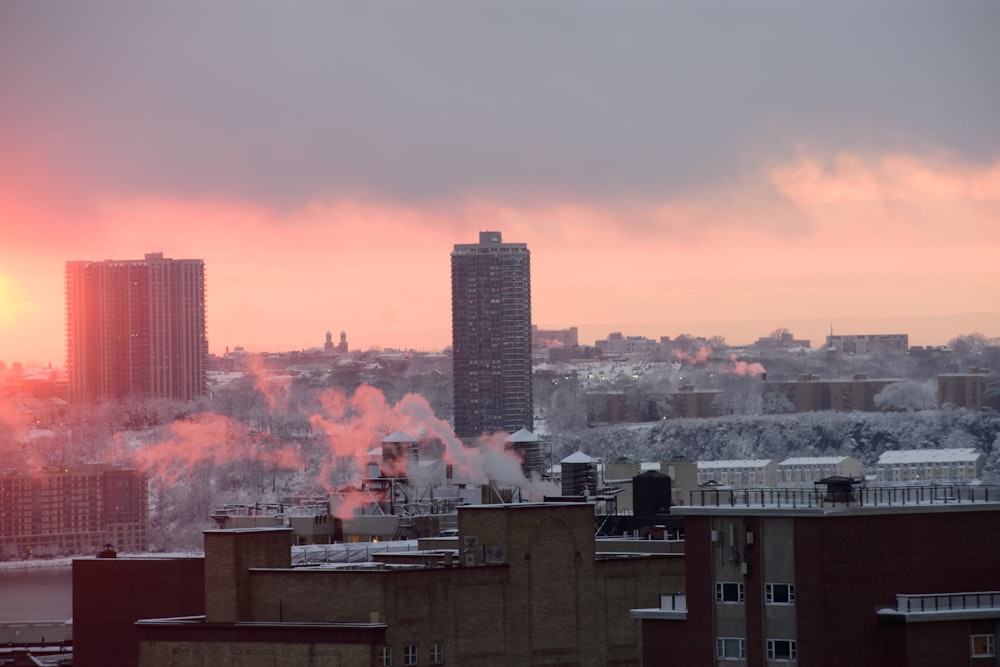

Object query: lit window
[765,583,795,605]
[716,637,746,659]
[715,581,745,603]
[403,644,418,666]
[767,639,797,661]
[377,645,392,667]
[430,642,444,664]
[972,634,995,657]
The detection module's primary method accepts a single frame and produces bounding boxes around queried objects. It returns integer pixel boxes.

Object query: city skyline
[2,1,999,367]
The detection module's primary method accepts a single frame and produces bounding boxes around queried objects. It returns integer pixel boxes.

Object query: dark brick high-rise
[451,232,533,439]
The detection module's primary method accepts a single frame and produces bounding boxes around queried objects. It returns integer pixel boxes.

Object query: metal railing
[660,593,687,611]
[892,592,1000,613]
[689,485,1000,508]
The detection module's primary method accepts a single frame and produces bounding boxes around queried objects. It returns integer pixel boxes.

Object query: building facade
[938,368,994,410]
[825,333,909,354]
[777,456,863,486]
[66,252,207,402]
[634,483,1000,666]
[875,448,986,483]
[451,232,533,439]
[697,460,778,488]
[766,373,900,413]
[0,464,148,558]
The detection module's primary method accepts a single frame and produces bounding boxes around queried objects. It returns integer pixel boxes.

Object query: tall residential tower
[451,231,533,439]
[65,252,207,403]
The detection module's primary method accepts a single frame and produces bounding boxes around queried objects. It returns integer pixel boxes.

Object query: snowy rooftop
[561,450,596,464]
[698,459,773,469]
[877,448,983,464]
[779,456,851,466]
[382,431,419,443]
[507,428,538,443]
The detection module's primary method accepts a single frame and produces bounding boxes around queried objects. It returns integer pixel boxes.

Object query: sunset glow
[1,2,998,367]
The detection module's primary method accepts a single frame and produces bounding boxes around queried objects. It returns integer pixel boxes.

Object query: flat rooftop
[674,484,1000,517]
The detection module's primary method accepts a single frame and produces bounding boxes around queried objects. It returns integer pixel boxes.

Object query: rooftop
[698,459,773,469]
[675,484,1000,516]
[877,448,983,464]
[779,456,852,466]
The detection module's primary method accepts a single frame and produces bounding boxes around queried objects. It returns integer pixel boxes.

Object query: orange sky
[1,2,998,367]
[1,152,998,368]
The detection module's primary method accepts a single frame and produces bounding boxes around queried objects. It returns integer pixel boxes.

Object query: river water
[0,565,73,622]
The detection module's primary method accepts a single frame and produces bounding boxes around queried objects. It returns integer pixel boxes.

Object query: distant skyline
[1,1,998,367]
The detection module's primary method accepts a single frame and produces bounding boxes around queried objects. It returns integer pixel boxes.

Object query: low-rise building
[777,456,863,486]
[875,448,986,483]
[826,333,909,354]
[697,460,778,488]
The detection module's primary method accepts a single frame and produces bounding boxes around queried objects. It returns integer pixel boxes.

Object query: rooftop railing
[688,484,1000,509]
[889,592,1000,614]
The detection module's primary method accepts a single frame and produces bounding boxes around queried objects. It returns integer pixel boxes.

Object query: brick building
[0,464,148,558]
[767,373,900,413]
[938,368,996,410]
[74,502,684,666]
[632,482,1000,666]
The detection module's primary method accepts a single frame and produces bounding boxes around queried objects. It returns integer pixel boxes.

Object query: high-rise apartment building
[65,252,207,402]
[451,232,533,439]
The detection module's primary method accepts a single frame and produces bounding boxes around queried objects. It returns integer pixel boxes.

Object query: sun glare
[0,273,16,327]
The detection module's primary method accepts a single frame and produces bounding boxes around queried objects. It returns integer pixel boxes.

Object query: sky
[1,0,998,367]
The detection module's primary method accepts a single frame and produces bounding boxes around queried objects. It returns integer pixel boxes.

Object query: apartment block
[0,464,148,558]
[875,448,986,483]
[451,232,533,439]
[938,368,995,410]
[66,252,207,402]
[777,456,863,486]
[767,373,900,413]
[825,333,909,354]
[697,460,778,488]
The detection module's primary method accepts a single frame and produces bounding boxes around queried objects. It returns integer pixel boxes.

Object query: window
[767,639,797,661]
[716,637,746,659]
[377,645,392,667]
[715,581,745,603]
[765,583,796,604]
[972,634,995,657]
[430,642,444,664]
[403,644,418,665]
[484,545,506,564]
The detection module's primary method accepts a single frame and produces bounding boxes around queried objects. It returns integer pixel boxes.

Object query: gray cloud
[2,0,997,211]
